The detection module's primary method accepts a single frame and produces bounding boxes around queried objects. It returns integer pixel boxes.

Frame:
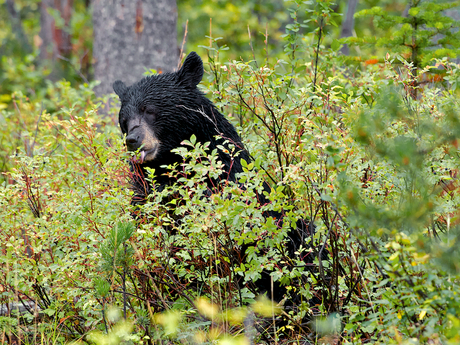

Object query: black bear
[113,52,249,201]
[113,52,322,312]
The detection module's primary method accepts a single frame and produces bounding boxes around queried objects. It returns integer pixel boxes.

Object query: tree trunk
[5,0,33,55]
[340,0,358,56]
[39,0,74,80]
[92,0,178,97]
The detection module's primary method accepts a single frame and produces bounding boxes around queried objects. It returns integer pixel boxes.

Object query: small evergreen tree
[99,222,135,320]
[348,0,460,76]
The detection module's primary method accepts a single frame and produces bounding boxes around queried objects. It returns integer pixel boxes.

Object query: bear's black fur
[113,52,249,201]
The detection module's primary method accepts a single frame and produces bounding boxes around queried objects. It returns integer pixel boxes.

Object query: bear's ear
[177,52,204,88]
[113,80,128,98]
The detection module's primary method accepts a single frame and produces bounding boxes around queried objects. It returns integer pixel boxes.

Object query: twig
[264,23,269,65]
[177,20,189,69]
[56,54,89,84]
[247,25,258,68]
[309,17,324,110]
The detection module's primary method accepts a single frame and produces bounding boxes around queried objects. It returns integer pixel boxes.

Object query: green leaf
[331,39,341,51]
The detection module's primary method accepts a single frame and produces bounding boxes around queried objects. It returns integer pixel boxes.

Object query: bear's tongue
[140,150,146,164]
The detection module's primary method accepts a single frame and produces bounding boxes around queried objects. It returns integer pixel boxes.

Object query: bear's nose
[125,134,140,151]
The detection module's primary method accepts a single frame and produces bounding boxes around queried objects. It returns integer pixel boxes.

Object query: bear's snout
[124,120,160,163]
[125,133,141,151]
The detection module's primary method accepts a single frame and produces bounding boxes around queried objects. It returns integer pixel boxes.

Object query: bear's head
[113,52,249,192]
[113,52,211,168]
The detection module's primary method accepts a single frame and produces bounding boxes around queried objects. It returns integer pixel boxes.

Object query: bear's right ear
[177,52,204,88]
[113,80,128,98]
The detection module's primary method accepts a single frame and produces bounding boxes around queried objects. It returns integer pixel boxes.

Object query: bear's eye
[144,106,155,115]
[140,105,155,115]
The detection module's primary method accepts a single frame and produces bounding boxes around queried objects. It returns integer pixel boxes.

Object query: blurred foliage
[345,0,460,72]
[1,0,460,344]
[178,0,290,61]
[0,0,92,106]
[4,0,452,105]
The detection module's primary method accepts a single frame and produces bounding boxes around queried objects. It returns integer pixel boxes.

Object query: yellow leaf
[218,335,250,345]
[389,252,399,261]
[390,241,401,251]
[400,238,411,245]
[419,310,427,320]
[252,295,282,317]
[154,310,181,336]
[227,307,247,325]
[0,94,11,102]
[196,297,220,321]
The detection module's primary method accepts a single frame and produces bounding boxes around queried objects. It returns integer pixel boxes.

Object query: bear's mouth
[137,146,158,164]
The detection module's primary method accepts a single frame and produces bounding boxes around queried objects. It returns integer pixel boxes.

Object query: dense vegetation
[1,0,460,344]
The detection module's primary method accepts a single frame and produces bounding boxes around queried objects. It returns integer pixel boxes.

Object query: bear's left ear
[177,52,204,88]
[113,80,129,99]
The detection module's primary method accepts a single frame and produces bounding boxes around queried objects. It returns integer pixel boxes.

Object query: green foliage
[0,0,92,107]
[100,222,135,273]
[0,80,107,183]
[338,59,460,342]
[0,82,130,341]
[348,0,460,72]
[178,0,291,62]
